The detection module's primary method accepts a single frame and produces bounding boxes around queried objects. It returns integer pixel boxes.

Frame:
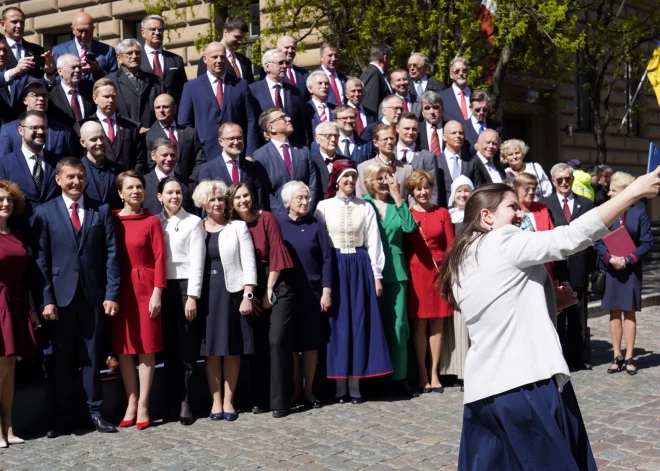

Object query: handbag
[590,269,606,296]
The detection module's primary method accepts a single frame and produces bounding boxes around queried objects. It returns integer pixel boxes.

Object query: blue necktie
[478,121,485,134]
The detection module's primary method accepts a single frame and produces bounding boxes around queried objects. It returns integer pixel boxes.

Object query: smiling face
[158,180,183,214]
[0,189,14,220]
[152,145,178,174]
[232,185,253,217]
[320,47,339,72]
[345,81,363,106]
[277,36,297,63]
[482,191,523,230]
[390,71,409,95]
[516,183,537,208]
[56,164,86,200]
[23,85,49,112]
[336,171,357,197]
[58,56,83,87]
[413,183,432,206]
[19,114,47,151]
[476,130,500,160]
[504,146,524,170]
[552,168,573,197]
[373,128,397,154]
[371,169,391,198]
[396,117,418,147]
[454,185,471,209]
[608,181,625,198]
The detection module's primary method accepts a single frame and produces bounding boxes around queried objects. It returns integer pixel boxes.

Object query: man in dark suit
[1,7,46,80]
[142,138,195,215]
[310,121,351,195]
[77,77,147,172]
[198,122,269,210]
[140,14,187,104]
[473,129,506,185]
[32,157,119,438]
[439,57,472,122]
[253,108,319,217]
[178,41,259,160]
[541,163,595,371]
[345,77,377,137]
[360,94,403,142]
[196,17,254,83]
[0,82,75,156]
[407,52,444,96]
[312,42,347,107]
[79,121,122,209]
[416,90,445,154]
[360,44,393,115]
[390,69,420,116]
[310,105,372,164]
[395,113,440,205]
[250,49,305,146]
[302,71,335,144]
[0,110,62,230]
[462,90,503,156]
[277,35,309,100]
[51,12,117,83]
[437,120,483,206]
[48,54,96,128]
[594,165,613,206]
[146,94,205,181]
[110,39,161,131]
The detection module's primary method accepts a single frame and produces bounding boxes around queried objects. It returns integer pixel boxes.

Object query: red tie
[79,44,87,62]
[282,143,293,177]
[152,51,162,77]
[104,117,115,143]
[287,65,296,86]
[274,84,283,108]
[459,90,468,120]
[318,104,327,122]
[430,125,441,155]
[70,202,81,232]
[167,126,178,148]
[69,89,83,123]
[563,197,572,222]
[354,107,364,135]
[401,149,408,163]
[328,73,342,104]
[230,51,242,78]
[215,78,223,110]
[229,159,239,184]
[402,97,409,112]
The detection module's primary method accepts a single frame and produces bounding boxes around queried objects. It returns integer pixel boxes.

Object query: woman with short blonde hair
[501,139,552,200]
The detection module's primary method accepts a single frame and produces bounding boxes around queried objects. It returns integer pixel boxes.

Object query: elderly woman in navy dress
[315,160,392,403]
[594,172,653,375]
[278,181,332,408]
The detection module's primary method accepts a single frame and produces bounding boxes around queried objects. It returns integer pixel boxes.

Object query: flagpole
[618,69,648,132]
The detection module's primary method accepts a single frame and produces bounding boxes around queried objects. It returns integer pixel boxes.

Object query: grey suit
[436,150,482,207]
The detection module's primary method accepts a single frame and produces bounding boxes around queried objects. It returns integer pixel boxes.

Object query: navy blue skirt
[459,378,596,471]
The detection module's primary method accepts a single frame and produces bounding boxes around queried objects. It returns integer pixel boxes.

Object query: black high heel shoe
[624,358,638,376]
[607,355,624,374]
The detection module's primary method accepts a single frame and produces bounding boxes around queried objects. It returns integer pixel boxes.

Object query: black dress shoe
[350,397,364,404]
[252,405,267,414]
[336,395,350,404]
[91,416,117,433]
[304,398,322,409]
[47,428,67,439]
[431,386,444,394]
[419,386,433,394]
[272,409,289,418]
[395,380,420,398]
[179,416,194,426]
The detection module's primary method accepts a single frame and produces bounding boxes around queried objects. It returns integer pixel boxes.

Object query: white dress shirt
[454,209,609,403]
[144,44,164,72]
[348,103,367,129]
[61,81,86,119]
[158,209,206,297]
[206,71,226,96]
[470,114,484,134]
[96,110,117,137]
[269,137,291,163]
[21,145,45,175]
[311,97,329,120]
[339,133,354,157]
[444,148,461,181]
[62,193,85,226]
[5,37,23,60]
[556,191,575,214]
[321,65,345,103]
[413,76,428,95]
[425,121,443,149]
[158,121,178,141]
[451,83,472,119]
[223,152,240,179]
[477,152,502,183]
[395,143,415,162]
[155,167,174,180]
[265,77,285,108]
[226,50,243,78]
[320,151,335,172]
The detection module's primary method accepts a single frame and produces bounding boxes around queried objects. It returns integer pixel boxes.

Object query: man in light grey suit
[253,107,319,217]
[395,112,440,205]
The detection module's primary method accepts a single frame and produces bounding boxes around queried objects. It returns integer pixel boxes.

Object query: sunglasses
[554,177,572,184]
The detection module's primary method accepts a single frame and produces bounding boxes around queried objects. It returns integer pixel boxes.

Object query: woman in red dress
[112,171,166,430]
[0,180,38,447]
[404,170,455,394]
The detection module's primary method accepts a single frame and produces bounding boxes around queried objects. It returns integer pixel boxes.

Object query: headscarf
[448,175,475,223]
[326,159,358,199]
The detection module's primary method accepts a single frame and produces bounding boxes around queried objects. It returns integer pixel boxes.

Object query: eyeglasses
[375,177,389,183]
[452,68,468,74]
[221,136,243,143]
[318,133,339,140]
[554,177,572,184]
[523,187,537,194]
[293,195,311,202]
[269,114,290,125]
[19,125,46,132]
[268,60,287,65]
[26,93,48,99]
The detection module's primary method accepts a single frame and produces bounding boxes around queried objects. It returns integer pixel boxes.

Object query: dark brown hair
[56,156,85,174]
[0,179,25,215]
[227,182,259,220]
[438,183,515,307]
[116,170,146,192]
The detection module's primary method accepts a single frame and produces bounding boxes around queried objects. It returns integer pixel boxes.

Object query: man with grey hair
[473,128,505,184]
[48,53,96,128]
[250,48,305,146]
[140,14,187,103]
[541,162,595,372]
[110,38,161,131]
[463,90,503,156]
[345,77,376,135]
[303,70,334,143]
[439,56,472,122]
[360,44,393,115]
[407,52,444,95]
[360,94,403,142]
[310,121,350,193]
[52,12,117,82]
[258,36,309,99]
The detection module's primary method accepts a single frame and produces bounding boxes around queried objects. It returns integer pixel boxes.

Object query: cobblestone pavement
[1,306,660,471]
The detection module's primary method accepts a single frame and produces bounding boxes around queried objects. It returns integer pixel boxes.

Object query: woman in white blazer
[438,169,660,471]
[157,177,206,426]
[192,180,257,422]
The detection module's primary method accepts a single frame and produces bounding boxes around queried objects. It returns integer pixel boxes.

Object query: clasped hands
[608,256,628,271]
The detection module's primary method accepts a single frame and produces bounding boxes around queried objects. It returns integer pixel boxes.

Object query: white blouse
[315,196,385,279]
[505,161,553,201]
[157,209,206,298]
[454,209,609,404]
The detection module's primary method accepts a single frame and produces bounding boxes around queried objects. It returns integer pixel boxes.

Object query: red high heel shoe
[119,417,136,427]
[136,418,150,430]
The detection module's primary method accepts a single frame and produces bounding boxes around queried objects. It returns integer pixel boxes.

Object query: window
[249,1,260,37]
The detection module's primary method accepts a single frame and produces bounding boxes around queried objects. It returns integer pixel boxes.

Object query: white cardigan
[213,220,258,293]
[158,209,205,298]
[454,209,609,404]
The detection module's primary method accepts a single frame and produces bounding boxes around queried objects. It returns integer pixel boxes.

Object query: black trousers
[50,285,103,422]
[557,289,590,367]
[251,267,294,411]
[162,279,198,410]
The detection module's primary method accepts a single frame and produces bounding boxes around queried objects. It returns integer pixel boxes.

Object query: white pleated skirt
[440,310,470,379]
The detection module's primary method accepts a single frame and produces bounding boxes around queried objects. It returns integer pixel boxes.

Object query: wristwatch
[243,292,254,300]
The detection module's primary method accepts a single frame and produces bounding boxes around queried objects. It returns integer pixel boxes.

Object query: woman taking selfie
[439,168,660,470]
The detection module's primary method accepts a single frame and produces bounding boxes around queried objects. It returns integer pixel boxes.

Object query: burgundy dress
[112,211,167,354]
[0,233,37,356]
[405,206,455,319]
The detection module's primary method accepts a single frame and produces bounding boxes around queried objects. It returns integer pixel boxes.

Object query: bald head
[154,93,177,125]
[443,120,465,154]
[79,120,103,140]
[277,35,297,63]
[79,121,106,162]
[71,12,94,46]
[204,42,227,78]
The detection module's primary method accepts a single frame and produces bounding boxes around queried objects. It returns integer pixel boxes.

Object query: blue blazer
[310,133,373,164]
[311,67,347,106]
[82,156,122,209]
[198,156,270,211]
[0,71,43,123]
[440,86,471,123]
[252,141,319,218]
[32,196,121,308]
[178,74,259,160]
[259,64,309,100]
[302,100,335,146]
[52,39,118,82]
[0,119,75,156]
[0,149,61,229]
[249,80,306,146]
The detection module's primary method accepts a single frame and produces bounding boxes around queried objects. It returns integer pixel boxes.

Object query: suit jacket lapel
[112,124,125,155]
[381,198,397,228]
[220,80,233,120]
[79,204,94,249]
[41,159,56,200]
[119,72,139,98]
[268,142,289,176]
[216,157,232,185]
[55,197,79,245]
[290,145,300,178]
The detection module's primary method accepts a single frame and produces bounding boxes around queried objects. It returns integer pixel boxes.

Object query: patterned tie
[478,121,485,134]
[79,44,87,62]
[168,126,178,148]
[69,89,83,123]
[459,90,468,120]
[230,51,242,78]
[229,159,239,183]
[152,51,162,77]
[563,197,572,222]
[274,84,283,108]
[343,138,351,158]
[328,73,342,104]
[402,97,409,112]
[520,214,535,232]
[318,104,327,122]
[430,125,441,155]
[70,202,81,232]
[415,81,424,96]
[354,108,364,135]
[287,65,296,86]
[32,155,44,194]
[282,143,293,177]
[216,78,223,110]
[401,148,408,163]
[104,117,115,143]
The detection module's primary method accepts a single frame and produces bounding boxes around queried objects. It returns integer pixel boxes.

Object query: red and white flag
[478,0,497,46]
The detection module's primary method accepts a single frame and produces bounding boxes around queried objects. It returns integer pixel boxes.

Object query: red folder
[602,226,636,257]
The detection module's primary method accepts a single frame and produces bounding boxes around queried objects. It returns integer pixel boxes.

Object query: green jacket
[364,194,417,283]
